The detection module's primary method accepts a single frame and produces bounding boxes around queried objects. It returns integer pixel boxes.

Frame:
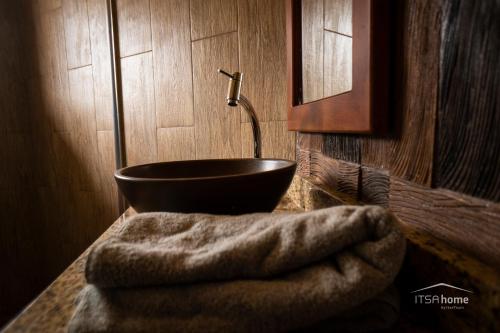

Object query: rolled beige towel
[85,206,405,288]
[70,206,406,332]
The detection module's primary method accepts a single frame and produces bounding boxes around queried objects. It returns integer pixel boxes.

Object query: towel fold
[86,206,405,288]
[71,205,406,332]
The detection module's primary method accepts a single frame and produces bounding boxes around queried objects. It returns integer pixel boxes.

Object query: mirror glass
[301,0,353,103]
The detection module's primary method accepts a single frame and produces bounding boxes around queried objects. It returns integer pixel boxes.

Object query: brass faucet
[218,69,262,159]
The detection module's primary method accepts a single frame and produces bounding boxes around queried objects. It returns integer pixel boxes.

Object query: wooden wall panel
[88,0,114,131]
[436,0,500,202]
[242,121,295,160]
[192,32,241,159]
[238,0,287,122]
[360,0,440,185]
[68,66,102,192]
[116,0,152,57]
[97,130,119,221]
[121,52,158,165]
[301,0,324,103]
[190,0,237,41]
[62,0,91,69]
[39,7,73,133]
[151,0,193,128]
[157,127,196,161]
[324,0,352,36]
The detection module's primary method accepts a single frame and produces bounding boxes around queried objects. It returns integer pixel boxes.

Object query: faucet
[218,69,262,158]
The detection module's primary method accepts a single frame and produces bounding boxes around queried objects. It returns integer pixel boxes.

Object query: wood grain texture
[88,0,114,131]
[190,0,237,40]
[116,0,152,57]
[360,0,439,185]
[37,7,73,133]
[324,0,352,36]
[390,177,500,268]
[121,52,158,165]
[323,134,360,163]
[309,151,359,202]
[62,0,91,69]
[323,31,352,96]
[96,130,119,222]
[297,132,323,152]
[436,0,500,202]
[238,0,287,121]
[241,121,295,160]
[360,166,389,207]
[68,66,102,191]
[157,127,195,161]
[150,0,193,128]
[192,32,241,159]
[301,0,324,103]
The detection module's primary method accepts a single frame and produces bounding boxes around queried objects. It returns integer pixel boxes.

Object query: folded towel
[86,206,405,288]
[70,206,406,333]
[69,285,400,333]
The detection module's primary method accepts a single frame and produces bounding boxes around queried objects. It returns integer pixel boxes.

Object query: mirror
[301,0,352,103]
[286,0,390,133]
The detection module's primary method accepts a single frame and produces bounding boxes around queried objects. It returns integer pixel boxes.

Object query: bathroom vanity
[3,178,497,332]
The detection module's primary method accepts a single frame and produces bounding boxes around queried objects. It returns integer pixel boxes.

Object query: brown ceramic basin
[115,158,296,214]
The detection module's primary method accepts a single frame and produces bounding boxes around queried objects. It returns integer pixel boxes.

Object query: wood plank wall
[1,0,295,324]
[297,0,500,268]
[116,0,295,164]
[1,0,119,324]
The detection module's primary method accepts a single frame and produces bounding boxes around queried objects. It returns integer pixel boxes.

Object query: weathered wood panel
[323,134,360,163]
[238,0,287,121]
[390,177,500,268]
[88,0,114,131]
[297,132,323,152]
[241,121,295,160]
[157,127,195,161]
[360,166,389,207]
[150,0,193,128]
[324,0,352,36]
[309,151,359,202]
[301,0,324,103]
[121,52,158,165]
[62,0,91,68]
[192,32,241,159]
[436,0,500,202]
[360,0,440,185]
[116,0,152,57]
[190,0,237,41]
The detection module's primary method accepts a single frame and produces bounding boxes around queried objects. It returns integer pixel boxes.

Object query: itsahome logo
[411,283,473,310]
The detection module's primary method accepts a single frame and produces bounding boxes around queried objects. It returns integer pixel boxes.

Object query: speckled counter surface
[2,178,499,332]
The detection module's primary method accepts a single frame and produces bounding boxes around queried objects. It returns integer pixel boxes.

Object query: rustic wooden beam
[389,177,500,268]
[360,166,389,207]
[309,151,360,202]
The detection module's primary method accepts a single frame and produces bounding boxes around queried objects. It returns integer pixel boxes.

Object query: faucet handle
[217,68,234,79]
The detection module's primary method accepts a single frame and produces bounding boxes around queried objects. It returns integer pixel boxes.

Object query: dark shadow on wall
[0,0,116,326]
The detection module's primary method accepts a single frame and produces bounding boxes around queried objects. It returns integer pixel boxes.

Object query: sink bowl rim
[115,158,297,182]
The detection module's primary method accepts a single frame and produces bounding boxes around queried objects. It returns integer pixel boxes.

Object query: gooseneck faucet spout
[218,69,262,158]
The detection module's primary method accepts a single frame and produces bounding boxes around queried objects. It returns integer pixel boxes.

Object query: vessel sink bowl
[115,158,296,214]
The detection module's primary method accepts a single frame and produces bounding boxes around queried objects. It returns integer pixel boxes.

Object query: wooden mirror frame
[286,0,389,133]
